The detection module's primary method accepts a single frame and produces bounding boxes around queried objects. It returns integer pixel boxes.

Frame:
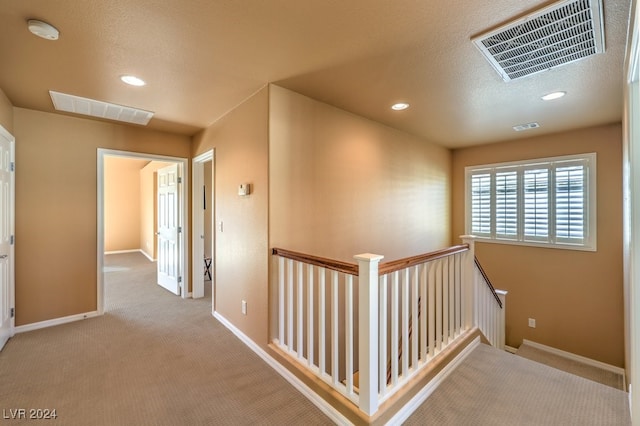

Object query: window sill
[473,236,597,252]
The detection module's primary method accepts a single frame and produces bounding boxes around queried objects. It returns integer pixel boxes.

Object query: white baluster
[297,261,304,359]
[428,262,436,358]
[319,268,326,375]
[278,256,284,346]
[411,266,419,369]
[287,259,293,352]
[455,254,461,335]
[391,271,399,386]
[436,259,442,352]
[346,274,354,395]
[401,268,409,379]
[420,263,428,362]
[308,265,314,367]
[442,258,450,346]
[379,274,388,396]
[449,256,455,341]
[331,271,339,386]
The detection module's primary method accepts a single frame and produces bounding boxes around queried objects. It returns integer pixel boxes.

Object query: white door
[0,126,14,351]
[157,164,180,295]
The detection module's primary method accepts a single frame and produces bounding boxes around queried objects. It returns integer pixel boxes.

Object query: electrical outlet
[528,318,536,328]
[242,300,247,315]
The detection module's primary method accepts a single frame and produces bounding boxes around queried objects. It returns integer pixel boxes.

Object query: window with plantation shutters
[465,153,596,251]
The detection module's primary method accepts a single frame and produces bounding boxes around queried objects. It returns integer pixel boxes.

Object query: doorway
[192,150,214,313]
[0,124,14,351]
[97,149,189,315]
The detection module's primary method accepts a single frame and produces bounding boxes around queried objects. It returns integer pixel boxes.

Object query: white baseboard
[522,339,626,378]
[105,249,140,255]
[105,249,156,262]
[139,249,156,262]
[504,345,518,354]
[212,311,352,425]
[385,337,480,426]
[15,311,100,334]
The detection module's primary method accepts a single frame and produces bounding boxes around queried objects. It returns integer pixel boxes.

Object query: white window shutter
[555,164,585,242]
[495,171,518,238]
[471,173,492,236]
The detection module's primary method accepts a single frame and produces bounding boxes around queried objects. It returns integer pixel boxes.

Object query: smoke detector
[27,19,59,40]
[472,0,605,81]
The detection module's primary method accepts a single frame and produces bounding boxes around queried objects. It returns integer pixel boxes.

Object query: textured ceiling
[0,0,631,148]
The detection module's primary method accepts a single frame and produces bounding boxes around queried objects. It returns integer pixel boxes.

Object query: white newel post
[460,235,476,330]
[355,253,384,416]
[496,289,508,350]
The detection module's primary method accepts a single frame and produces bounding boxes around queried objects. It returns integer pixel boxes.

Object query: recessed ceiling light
[541,91,566,101]
[27,19,59,40]
[120,75,146,87]
[391,103,410,111]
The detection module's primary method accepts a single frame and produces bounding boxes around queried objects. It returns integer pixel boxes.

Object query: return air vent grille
[49,91,154,125]
[472,0,605,81]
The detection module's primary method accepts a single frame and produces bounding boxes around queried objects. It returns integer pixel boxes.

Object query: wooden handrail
[271,248,359,276]
[272,244,472,278]
[474,256,503,309]
[378,244,469,275]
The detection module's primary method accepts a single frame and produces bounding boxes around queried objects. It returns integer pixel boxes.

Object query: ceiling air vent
[513,122,540,131]
[49,91,154,125]
[472,0,605,82]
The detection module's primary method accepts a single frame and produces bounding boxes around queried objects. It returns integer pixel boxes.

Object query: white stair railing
[474,256,507,350]
[271,236,506,417]
[273,250,361,405]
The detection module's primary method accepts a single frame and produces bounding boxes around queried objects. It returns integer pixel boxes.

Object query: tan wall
[192,87,269,346]
[452,123,624,367]
[140,161,173,259]
[104,157,146,252]
[269,85,451,262]
[14,108,191,326]
[0,89,13,134]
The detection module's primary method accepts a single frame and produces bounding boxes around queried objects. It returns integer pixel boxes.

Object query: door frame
[0,124,14,348]
[97,149,190,315]
[624,0,639,420]
[192,150,214,311]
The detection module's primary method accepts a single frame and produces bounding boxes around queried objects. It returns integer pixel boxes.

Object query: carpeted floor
[405,343,631,425]
[0,253,331,425]
[515,341,625,390]
[0,253,631,425]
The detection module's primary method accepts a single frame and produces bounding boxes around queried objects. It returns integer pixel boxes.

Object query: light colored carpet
[404,343,630,425]
[0,253,331,425]
[1,253,631,425]
[516,342,625,391]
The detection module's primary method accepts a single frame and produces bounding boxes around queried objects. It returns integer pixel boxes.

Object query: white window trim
[465,153,597,252]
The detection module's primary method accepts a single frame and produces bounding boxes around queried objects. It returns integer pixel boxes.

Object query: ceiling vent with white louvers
[49,91,154,125]
[472,0,605,82]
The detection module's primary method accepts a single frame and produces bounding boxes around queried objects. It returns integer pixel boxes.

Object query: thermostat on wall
[238,183,251,196]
